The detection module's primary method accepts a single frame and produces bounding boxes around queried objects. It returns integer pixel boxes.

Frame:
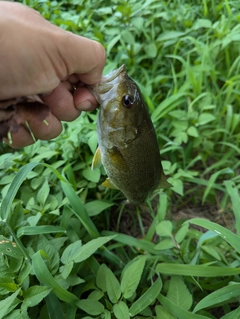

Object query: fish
[88,65,171,204]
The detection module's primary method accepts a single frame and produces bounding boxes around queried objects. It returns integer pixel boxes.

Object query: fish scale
[89,65,171,204]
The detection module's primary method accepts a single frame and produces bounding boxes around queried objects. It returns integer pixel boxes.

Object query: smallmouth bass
[89,65,170,204]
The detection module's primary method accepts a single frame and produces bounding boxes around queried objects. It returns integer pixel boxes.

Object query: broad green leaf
[0,282,19,292]
[157,31,186,42]
[121,30,135,44]
[156,220,173,237]
[96,264,121,303]
[158,294,209,319]
[193,283,240,313]
[63,236,115,264]
[88,290,104,301]
[36,235,59,275]
[0,289,20,318]
[201,245,221,261]
[121,256,146,299]
[155,305,177,319]
[187,126,199,137]
[32,251,79,305]
[61,180,99,237]
[82,167,100,183]
[129,277,162,316]
[192,19,212,29]
[4,308,30,319]
[197,113,215,125]
[27,212,41,227]
[0,236,24,258]
[105,266,121,304]
[60,264,73,282]
[154,239,175,250]
[87,133,98,154]
[0,162,39,220]
[188,218,240,254]
[18,261,32,285]
[145,43,157,58]
[167,276,192,311]
[96,264,108,292]
[131,16,144,29]
[103,309,111,319]
[76,299,104,316]
[156,263,240,277]
[31,151,59,162]
[17,226,66,237]
[167,177,183,196]
[175,223,189,244]
[61,240,82,264]
[113,301,130,319]
[22,286,51,308]
[85,200,114,217]
[37,179,49,205]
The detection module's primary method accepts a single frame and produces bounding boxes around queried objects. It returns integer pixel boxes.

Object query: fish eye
[122,95,134,108]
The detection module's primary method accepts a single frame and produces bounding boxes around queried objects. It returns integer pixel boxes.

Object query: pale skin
[0,1,106,148]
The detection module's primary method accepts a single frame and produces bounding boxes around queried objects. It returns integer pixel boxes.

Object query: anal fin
[102,177,119,189]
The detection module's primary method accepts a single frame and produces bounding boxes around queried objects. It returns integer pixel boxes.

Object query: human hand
[0,1,106,148]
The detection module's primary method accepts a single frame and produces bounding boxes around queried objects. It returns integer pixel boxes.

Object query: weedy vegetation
[0,0,240,318]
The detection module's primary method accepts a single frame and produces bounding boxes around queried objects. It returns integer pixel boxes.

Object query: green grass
[0,0,240,318]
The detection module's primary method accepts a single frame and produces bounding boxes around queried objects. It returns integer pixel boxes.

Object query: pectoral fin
[91,146,102,171]
[102,178,119,189]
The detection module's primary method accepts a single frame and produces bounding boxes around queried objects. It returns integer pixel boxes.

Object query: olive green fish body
[89,65,170,204]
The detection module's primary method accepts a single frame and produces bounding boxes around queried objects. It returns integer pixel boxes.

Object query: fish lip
[100,64,126,83]
[87,65,126,101]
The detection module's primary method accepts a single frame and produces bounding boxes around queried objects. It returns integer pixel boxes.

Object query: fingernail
[76,100,93,111]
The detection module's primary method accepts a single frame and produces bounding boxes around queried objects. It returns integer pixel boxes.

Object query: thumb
[56,32,106,85]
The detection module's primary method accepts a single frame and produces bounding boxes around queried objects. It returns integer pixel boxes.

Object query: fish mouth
[101,64,126,83]
[87,65,126,101]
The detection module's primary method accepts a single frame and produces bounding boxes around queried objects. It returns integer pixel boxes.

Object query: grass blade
[151,92,186,122]
[32,251,79,305]
[102,231,157,254]
[193,283,240,313]
[129,277,162,316]
[158,294,209,319]
[224,180,240,235]
[188,218,240,254]
[17,226,66,237]
[156,263,240,277]
[45,292,66,319]
[0,162,39,221]
[0,289,20,318]
[61,180,99,238]
[221,306,240,319]
[202,168,233,203]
